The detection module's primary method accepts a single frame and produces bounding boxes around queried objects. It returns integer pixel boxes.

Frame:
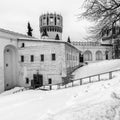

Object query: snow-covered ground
[0,59,120,120]
[73,59,120,79]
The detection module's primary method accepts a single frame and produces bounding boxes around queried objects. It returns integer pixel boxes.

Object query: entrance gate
[31,74,43,88]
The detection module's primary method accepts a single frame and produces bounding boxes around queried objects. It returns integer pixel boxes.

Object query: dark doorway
[79,53,84,63]
[48,78,52,84]
[106,54,108,60]
[48,78,52,90]
[31,74,43,88]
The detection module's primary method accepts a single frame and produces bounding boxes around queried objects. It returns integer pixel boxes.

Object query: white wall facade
[0,29,33,92]
[18,39,80,87]
[0,29,113,93]
[0,37,18,92]
[65,43,80,74]
[72,42,112,62]
[0,29,80,93]
[18,40,65,86]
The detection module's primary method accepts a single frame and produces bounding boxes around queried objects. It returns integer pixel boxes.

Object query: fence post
[80,79,82,85]
[57,84,60,89]
[72,81,74,87]
[49,85,52,90]
[98,74,100,81]
[43,85,45,89]
[109,72,112,79]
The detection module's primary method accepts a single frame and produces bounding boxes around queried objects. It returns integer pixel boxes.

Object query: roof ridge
[0,27,35,38]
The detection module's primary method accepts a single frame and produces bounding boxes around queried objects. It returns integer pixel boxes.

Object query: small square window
[48,78,52,84]
[21,55,24,62]
[31,55,34,62]
[21,43,25,48]
[41,54,44,61]
[26,78,29,84]
[52,53,56,61]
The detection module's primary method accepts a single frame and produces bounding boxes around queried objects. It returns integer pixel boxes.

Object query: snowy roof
[0,28,35,38]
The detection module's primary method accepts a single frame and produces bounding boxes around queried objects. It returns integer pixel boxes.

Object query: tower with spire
[39,13,63,40]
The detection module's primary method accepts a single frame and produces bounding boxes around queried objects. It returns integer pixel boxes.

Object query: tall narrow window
[41,54,44,61]
[31,55,34,62]
[52,53,56,61]
[26,78,29,84]
[48,78,52,84]
[55,17,56,25]
[21,55,24,62]
[21,43,25,48]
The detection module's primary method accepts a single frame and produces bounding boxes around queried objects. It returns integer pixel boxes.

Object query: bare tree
[80,0,120,41]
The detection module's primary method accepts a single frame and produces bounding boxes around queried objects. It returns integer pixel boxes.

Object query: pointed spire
[41,29,48,37]
[55,34,60,40]
[67,36,71,43]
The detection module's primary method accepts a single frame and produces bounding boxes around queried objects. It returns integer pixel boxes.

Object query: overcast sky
[0,0,91,41]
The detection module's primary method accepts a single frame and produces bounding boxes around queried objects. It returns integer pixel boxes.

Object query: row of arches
[83,50,104,61]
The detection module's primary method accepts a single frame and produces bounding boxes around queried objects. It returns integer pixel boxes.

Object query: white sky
[0,0,91,41]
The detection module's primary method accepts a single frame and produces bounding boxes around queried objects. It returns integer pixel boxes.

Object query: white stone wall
[0,30,30,92]
[18,40,80,86]
[65,43,80,73]
[0,37,18,92]
[18,40,66,86]
[73,43,112,62]
[47,31,62,40]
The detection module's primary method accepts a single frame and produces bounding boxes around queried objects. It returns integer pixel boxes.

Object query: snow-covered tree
[81,0,120,40]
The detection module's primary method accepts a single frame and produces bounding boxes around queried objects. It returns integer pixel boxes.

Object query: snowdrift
[0,60,120,120]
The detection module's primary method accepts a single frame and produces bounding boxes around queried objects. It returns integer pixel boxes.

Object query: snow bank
[73,59,120,79]
[0,87,27,96]
[44,75,120,120]
[0,60,120,120]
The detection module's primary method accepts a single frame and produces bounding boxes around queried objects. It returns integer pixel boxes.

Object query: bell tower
[39,13,63,40]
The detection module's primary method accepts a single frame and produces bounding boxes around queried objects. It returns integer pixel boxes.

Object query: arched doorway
[84,50,92,61]
[4,45,18,90]
[105,51,109,60]
[96,51,103,60]
[79,53,84,63]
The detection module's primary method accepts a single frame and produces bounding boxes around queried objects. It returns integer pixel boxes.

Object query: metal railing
[37,68,120,90]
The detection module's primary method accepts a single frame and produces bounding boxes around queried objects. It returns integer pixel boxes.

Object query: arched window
[96,51,103,60]
[55,17,56,25]
[84,50,92,61]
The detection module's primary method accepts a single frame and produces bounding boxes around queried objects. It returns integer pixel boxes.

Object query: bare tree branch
[80,0,120,40]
